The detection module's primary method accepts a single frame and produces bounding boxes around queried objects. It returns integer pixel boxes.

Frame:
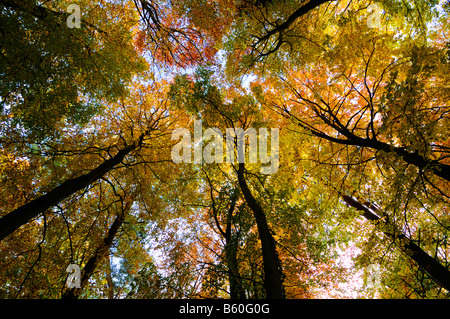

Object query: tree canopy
[0,0,449,299]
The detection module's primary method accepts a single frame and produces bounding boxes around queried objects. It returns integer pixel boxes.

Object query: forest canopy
[0,0,449,299]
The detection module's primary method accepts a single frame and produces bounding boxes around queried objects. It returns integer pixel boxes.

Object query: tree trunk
[293,114,450,182]
[207,179,246,299]
[257,0,332,41]
[62,199,132,299]
[342,195,450,292]
[105,255,115,299]
[223,190,246,299]
[236,163,285,299]
[225,237,246,299]
[0,139,142,241]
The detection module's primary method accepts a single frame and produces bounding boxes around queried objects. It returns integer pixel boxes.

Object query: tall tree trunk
[225,237,246,299]
[105,255,115,299]
[236,163,285,299]
[292,112,450,182]
[206,176,246,299]
[342,195,450,292]
[62,199,132,299]
[222,189,246,299]
[0,137,144,241]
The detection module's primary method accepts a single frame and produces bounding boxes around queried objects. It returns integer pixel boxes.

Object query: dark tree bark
[236,163,285,299]
[342,195,450,292]
[248,0,333,60]
[308,127,450,182]
[283,95,450,182]
[224,236,246,299]
[221,190,246,299]
[206,172,246,299]
[62,199,132,299]
[0,135,145,241]
[105,255,115,299]
[255,0,332,42]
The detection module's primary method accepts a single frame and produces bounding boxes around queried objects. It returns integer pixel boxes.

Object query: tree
[0,0,147,137]
[167,67,286,298]
[132,0,223,68]
[1,0,449,300]
[342,194,450,292]
[63,196,133,299]
[0,124,157,241]
[236,162,285,298]
[222,0,450,297]
[203,172,246,299]
[0,77,173,297]
[165,67,348,298]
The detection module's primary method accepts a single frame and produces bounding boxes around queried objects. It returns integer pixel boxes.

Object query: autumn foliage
[0,0,449,300]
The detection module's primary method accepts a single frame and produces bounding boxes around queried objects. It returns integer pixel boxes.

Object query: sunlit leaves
[1,0,449,300]
[0,0,147,138]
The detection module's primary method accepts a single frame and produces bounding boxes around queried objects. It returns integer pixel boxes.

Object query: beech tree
[0,0,147,137]
[1,0,449,300]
